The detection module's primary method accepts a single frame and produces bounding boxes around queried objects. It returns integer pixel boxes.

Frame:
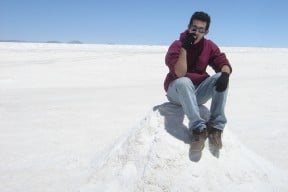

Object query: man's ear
[205,30,209,35]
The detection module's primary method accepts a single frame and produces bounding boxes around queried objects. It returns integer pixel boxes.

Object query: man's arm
[174,33,196,77]
[174,48,187,77]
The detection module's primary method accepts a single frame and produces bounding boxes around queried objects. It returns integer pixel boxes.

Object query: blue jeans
[166,73,228,131]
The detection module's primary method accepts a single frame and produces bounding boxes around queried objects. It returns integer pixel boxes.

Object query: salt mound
[82,103,288,192]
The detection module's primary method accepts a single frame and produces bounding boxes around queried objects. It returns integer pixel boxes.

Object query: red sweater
[164,30,232,92]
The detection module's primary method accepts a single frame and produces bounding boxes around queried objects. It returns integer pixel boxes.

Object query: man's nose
[192,31,198,36]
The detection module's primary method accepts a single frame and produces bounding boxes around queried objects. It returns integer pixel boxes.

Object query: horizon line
[0,40,288,49]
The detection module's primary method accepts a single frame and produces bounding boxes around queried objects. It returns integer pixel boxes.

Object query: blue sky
[0,0,287,47]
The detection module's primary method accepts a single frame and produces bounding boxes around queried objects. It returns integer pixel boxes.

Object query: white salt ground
[0,43,287,191]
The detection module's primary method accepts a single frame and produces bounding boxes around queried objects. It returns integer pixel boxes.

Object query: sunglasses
[190,25,206,34]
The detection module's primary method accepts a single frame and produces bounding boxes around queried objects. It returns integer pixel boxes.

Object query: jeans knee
[214,72,222,79]
[173,77,194,91]
[211,72,222,85]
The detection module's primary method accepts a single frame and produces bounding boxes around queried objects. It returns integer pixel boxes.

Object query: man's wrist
[221,65,231,74]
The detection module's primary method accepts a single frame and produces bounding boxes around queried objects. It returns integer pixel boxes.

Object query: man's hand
[215,72,230,92]
[181,33,196,50]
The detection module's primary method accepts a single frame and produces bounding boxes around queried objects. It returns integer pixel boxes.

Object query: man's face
[188,19,209,44]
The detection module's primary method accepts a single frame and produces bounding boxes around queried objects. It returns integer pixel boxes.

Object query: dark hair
[188,11,211,30]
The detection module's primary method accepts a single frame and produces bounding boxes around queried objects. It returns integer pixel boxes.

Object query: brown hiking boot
[190,128,207,151]
[208,127,223,149]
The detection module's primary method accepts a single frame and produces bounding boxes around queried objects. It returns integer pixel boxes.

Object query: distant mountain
[46,41,62,43]
[68,40,83,44]
[0,40,27,43]
[0,40,83,44]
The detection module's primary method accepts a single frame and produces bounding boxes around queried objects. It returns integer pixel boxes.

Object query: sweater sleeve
[208,41,232,73]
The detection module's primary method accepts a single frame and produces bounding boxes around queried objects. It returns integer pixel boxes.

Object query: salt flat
[0,42,287,191]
